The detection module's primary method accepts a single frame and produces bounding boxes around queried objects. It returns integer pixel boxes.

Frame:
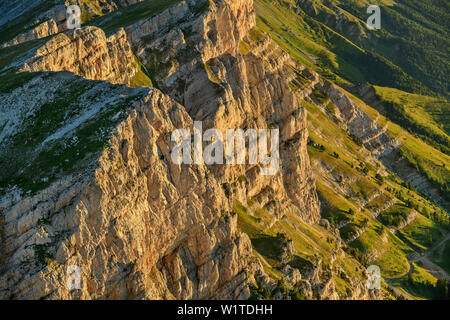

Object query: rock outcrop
[21,26,137,85]
[0,0,146,48]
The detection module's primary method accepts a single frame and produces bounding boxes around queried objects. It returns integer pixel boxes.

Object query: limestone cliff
[0,75,253,299]
[0,0,382,300]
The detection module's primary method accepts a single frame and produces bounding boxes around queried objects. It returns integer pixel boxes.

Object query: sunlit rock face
[0,0,325,300]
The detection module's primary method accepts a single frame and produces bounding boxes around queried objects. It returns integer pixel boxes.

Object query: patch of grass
[233,200,248,215]
[312,88,329,104]
[246,198,255,207]
[91,0,186,34]
[365,192,394,212]
[339,223,361,242]
[251,236,284,267]
[239,40,251,55]
[324,101,337,117]
[204,63,221,84]
[349,178,378,202]
[249,279,273,300]
[79,0,105,22]
[316,182,356,225]
[234,200,283,266]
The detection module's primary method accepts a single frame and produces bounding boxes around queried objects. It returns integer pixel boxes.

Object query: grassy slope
[130,57,152,88]
[274,0,450,203]
[255,0,433,95]
[300,94,443,280]
[339,0,449,97]
[391,262,438,299]
[399,214,442,251]
[387,117,450,199]
[308,97,448,293]
[304,100,413,278]
[233,200,366,297]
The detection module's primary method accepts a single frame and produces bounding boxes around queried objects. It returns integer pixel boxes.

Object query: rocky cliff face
[294,0,367,44]
[0,0,380,300]
[21,27,137,85]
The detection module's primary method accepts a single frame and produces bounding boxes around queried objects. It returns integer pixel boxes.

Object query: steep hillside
[0,0,448,300]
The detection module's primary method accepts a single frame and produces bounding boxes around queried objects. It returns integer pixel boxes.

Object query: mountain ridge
[0,0,448,300]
